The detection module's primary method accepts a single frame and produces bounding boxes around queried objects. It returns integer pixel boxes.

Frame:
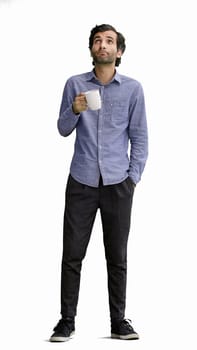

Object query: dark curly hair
[89,24,126,67]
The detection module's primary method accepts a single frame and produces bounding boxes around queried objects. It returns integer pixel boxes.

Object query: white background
[0,0,197,349]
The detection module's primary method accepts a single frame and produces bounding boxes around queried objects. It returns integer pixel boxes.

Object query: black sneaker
[49,318,75,342]
[111,319,139,340]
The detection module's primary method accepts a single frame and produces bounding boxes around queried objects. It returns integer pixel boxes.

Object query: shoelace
[54,319,73,332]
[122,319,133,330]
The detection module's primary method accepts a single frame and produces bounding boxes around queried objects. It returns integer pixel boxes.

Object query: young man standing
[50,24,148,342]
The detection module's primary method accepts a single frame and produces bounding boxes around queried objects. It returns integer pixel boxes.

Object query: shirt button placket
[98,87,104,173]
[98,126,103,168]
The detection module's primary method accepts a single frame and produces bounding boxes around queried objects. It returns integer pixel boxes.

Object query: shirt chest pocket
[103,99,129,121]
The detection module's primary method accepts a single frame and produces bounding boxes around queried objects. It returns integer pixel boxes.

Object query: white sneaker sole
[111,332,139,340]
[50,331,75,342]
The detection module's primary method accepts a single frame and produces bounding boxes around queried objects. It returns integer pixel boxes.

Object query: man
[50,24,148,342]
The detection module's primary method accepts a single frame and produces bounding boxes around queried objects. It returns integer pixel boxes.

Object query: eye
[94,39,101,44]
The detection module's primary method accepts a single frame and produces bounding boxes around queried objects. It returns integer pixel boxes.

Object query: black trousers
[61,174,135,320]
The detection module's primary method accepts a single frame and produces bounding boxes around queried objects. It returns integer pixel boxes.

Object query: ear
[116,49,122,58]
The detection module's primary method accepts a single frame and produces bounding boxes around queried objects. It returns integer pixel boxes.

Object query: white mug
[84,89,101,110]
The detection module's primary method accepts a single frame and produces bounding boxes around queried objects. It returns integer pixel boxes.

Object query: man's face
[90,30,122,65]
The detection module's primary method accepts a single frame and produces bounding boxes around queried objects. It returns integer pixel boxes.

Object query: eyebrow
[94,35,115,40]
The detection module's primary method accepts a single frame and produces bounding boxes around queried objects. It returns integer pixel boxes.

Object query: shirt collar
[86,70,121,85]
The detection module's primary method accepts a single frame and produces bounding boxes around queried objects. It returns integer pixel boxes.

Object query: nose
[100,40,106,49]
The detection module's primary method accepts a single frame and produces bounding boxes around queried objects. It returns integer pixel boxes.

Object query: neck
[94,64,116,84]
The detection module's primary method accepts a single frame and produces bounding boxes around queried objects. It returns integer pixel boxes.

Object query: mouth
[97,51,108,56]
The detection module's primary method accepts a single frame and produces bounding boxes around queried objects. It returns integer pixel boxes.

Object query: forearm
[129,128,148,184]
[57,105,80,137]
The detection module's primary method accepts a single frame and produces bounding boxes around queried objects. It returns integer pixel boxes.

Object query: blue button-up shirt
[58,70,148,187]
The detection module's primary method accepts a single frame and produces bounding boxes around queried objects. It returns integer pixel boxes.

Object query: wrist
[72,103,80,115]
